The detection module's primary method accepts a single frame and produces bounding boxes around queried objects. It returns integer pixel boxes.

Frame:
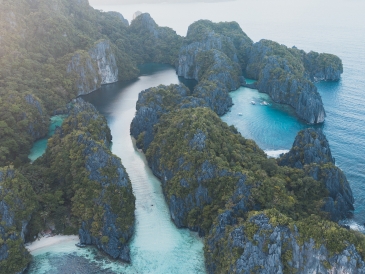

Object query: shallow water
[28,64,206,274]
[28,0,365,271]
[28,115,67,162]
[93,0,365,226]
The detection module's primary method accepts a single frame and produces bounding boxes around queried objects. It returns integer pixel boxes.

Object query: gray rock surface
[23,94,49,140]
[206,213,365,274]
[77,135,134,262]
[130,84,207,151]
[279,128,354,221]
[67,40,118,96]
[246,40,326,124]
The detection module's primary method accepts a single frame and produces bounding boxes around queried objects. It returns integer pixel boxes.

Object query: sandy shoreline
[26,235,79,252]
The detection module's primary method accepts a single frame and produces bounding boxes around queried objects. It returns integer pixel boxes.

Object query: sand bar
[26,235,79,252]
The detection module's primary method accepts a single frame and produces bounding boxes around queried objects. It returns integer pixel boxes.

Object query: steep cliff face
[175,21,253,116]
[129,13,183,65]
[130,84,207,151]
[278,129,354,221]
[67,40,118,96]
[206,211,365,274]
[177,20,252,79]
[30,98,135,262]
[88,40,118,85]
[106,11,129,26]
[77,134,134,262]
[24,94,49,140]
[145,108,264,235]
[0,168,37,274]
[190,49,241,115]
[246,40,326,124]
[303,51,343,81]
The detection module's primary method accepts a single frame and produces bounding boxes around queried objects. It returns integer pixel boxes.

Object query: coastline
[26,235,79,253]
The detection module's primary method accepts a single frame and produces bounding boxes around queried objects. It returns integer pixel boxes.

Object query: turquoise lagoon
[28,115,67,162]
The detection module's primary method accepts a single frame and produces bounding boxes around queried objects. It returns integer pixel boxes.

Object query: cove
[28,115,67,162]
[27,64,206,273]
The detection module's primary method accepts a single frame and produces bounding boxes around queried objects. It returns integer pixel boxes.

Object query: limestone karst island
[0,0,364,273]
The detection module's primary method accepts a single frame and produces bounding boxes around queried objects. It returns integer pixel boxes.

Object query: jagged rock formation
[130,84,207,151]
[106,11,129,26]
[129,13,183,65]
[278,128,354,221]
[145,108,258,235]
[206,211,365,274]
[77,134,134,262]
[67,40,118,96]
[29,98,135,262]
[177,20,252,78]
[0,167,37,274]
[23,94,49,140]
[303,51,343,81]
[176,20,251,115]
[246,40,327,124]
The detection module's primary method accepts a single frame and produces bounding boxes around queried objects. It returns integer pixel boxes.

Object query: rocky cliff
[129,13,183,65]
[278,128,354,221]
[130,84,207,151]
[176,20,252,79]
[246,40,327,124]
[303,51,343,81]
[29,98,135,262]
[206,210,365,274]
[0,167,37,274]
[67,40,118,96]
[176,20,251,116]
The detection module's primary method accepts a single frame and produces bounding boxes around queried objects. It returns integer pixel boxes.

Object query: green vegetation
[0,167,37,273]
[0,0,183,167]
[22,102,135,241]
[146,107,328,234]
[185,20,253,68]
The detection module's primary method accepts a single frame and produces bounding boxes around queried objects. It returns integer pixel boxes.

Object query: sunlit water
[27,0,365,271]
[27,64,205,273]
[92,0,365,225]
[28,115,67,162]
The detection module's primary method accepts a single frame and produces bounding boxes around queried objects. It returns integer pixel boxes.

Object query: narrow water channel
[82,63,206,273]
[27,64,205,273]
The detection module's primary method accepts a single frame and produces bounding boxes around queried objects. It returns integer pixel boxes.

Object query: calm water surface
[93,0,365,225]
[29,0,365,271]
[27,64,205,274]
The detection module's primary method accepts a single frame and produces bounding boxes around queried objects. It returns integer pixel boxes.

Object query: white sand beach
[26,235,79,252]
[265,150,289,158]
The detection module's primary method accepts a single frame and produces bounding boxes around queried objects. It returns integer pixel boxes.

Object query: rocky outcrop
[36,98,135,263]
[303,51,343,81]
[144,107,261,236]
[206,212,365,274]
[0,167,37,274]
[129,13,183,65]
[176,21,251,115]
[177,20,252,78]
[77,134,134,262]
[67,40,118,96]
[88,40,118,85]
[106,11,129,26]
[191,49,241,115]
[65,98,112,146]
[246,40,326,124]
[130,84,207,151]
[278,128,354,221]
[23,94,49,140]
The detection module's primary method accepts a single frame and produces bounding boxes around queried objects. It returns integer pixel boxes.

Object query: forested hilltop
[0,0,352,273]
